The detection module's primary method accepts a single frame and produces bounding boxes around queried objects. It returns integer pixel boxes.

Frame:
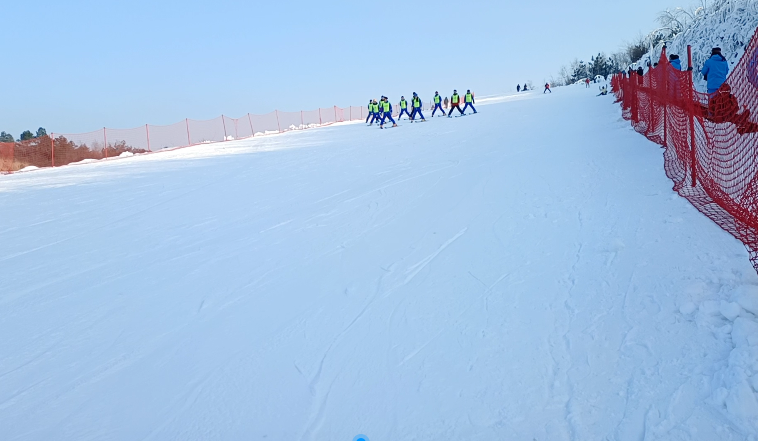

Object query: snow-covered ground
[2,85,758,441]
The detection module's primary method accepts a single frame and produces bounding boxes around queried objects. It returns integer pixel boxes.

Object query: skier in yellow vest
[398,96,411,120]
[379,96,397,129]
[462,89,477,115]
[447,90,463,117]
[410,92,426,122]
[432,91,446,117]
[368,99,380,126]
[365,99,373,123]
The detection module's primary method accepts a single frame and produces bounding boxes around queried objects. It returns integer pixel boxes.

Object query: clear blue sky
[1,0,673,136]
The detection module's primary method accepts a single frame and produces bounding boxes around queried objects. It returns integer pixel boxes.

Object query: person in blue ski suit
[432,92,446,117]
[667,54,683,99]
[410,92,425,121]
[398,96,412,120]
[365,99,373,123]
[379,96,397,128]
[462,90,477,114]
[669,54,681,70]
[368,99,380,125]
[701,47,729,94]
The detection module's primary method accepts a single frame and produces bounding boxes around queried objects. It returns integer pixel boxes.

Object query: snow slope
[2,86,758,440]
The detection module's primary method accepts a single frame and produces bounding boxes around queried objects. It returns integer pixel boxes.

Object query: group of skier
[366,90,477,129]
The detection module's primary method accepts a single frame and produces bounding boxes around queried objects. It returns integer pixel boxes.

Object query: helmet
[413,92,417,96]
[453,89,457,92]
[467,89,470,92]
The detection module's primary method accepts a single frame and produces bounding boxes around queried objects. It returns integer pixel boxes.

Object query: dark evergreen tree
[0,131,13,142]
[19,130,34,141]
[36,127,47,138]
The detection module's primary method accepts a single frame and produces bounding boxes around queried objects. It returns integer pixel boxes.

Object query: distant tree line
[549,37,648,87]
[0,127,48,143]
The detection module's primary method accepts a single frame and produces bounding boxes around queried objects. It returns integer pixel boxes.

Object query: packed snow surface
[2,86,758,441]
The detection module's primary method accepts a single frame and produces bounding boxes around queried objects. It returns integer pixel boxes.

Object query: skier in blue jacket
[379,96,397,128]
[701,47,729,94]
[667,55,683,99]
[462,90,477,114]
[432,92,446,117]
[410,93,426,122]
[398,96,412,120]
[669,54,681,70]
[368,99,380,125]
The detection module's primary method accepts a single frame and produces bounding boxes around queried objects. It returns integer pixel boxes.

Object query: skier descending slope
[368,99,380,126]
[462,90,477,115]
[432,91,446,117]
[410,93,426,122]
[448,90,464,117]
[379,96,397,129]
[398,96,412,120]
[365,99,373,123]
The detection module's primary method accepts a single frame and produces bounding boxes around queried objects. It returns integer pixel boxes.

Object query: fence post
[247,113,255,137]
[630,66,638,124]
[687,44,697,187]
[146,124,151,152]
[301,110,304,129]
[334,106,337,122]
[103,127,108,159]
[275,110,282,133]
[350,107,352,121]
[662,46,668,148]
[186,118,191,146]
[51,133,55,167]
[222,115,228,141]
[319,108,322,125]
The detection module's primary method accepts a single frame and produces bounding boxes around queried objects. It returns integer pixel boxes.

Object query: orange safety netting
[0,106,368,173]
[613,26,758,272]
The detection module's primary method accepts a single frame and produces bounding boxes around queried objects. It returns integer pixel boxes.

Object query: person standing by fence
[669,54,681,70]
[702,47,729,94]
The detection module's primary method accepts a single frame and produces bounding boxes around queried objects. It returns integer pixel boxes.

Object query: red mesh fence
[613,26,758,272]
[0,103,370,173]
